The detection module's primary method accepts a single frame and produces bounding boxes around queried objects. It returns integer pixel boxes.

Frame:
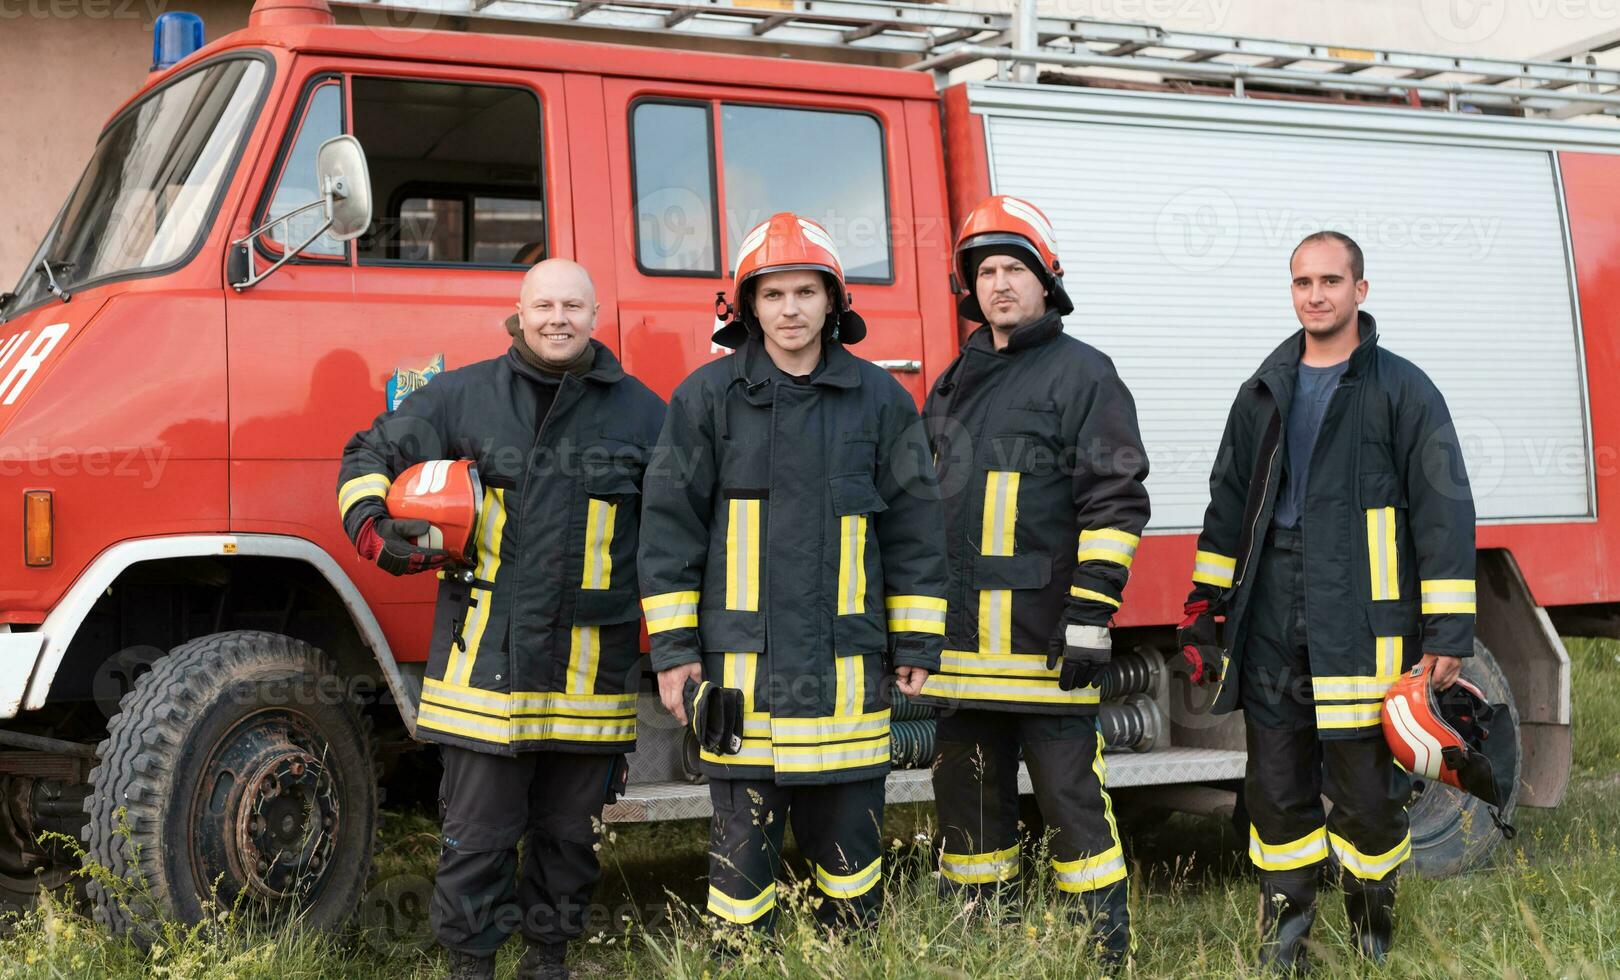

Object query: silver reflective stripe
[844,516,860,613]
[991,472,1011,554]
[986,589,1006,653]
[584,501,611,588]
[1330,832,1411,880]
[736,502,753,610]
[940,849,1019,880]
[418,705,507,737]
[1080,537,1136,560]
[1422,590,1474,604]
[816,858,881,898]
[1372,507,1391,600]
[1249,828,1329,868]
[888,605,946,626]
[1052,850,1126,889]
[708,884,775,922]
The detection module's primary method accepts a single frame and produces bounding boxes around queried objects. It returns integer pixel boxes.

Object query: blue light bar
[151,12,205,72]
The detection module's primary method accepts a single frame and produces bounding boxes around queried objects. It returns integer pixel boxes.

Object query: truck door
[591,78,929,403]
[224,61,573,661]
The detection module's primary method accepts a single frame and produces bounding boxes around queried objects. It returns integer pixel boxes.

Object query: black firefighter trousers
[1240,528,1413,884]
[431,745,621,957]
[705,776,885,932]
[933,709,1130,955]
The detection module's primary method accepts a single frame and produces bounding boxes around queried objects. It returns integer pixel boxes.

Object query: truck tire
[83,631,377,937]
[1406,638,1520,878]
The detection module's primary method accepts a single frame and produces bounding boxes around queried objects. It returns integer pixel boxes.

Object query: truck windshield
[10,57,267,311]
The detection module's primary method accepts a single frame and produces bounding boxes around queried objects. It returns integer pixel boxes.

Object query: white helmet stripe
[999,197,1059,256]
[734,221,771,272]
[1388,695,1445,779]
[796,218,843,268]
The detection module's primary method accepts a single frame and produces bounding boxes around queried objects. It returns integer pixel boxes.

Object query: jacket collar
[505,338,626,387]
[1251,310,1379,386]
[733,336,862,398]
[963,308,1065,356]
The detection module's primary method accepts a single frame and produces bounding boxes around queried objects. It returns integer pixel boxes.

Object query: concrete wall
[2,0,1617,289]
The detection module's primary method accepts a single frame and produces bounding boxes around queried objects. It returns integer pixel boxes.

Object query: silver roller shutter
[978,86,1593,530]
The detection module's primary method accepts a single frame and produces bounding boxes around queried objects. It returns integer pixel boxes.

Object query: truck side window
[351,77,545,266]
[264,79,345,258]
[721,104,891,282]
[631,100,719,276]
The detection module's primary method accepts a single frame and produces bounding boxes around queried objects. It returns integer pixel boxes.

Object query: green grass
[6,639,1620,978]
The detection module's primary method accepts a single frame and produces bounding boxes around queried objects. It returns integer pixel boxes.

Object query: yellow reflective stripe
[565,626,600,695]
[417,702,512,744]
[1052,844,1127,893]
[939,649,1063,679]
[726,498,761,611]
[940,844,1020,884]
[1249,826,1329,871]
[1421,578,1477,615]
[449,488,507,687]
[1191,549,1236,588]
[886,595,946,634]
[643,591,699,633]
[770,737,890,773]
[920,672,1101,705]
[1366,506,1399,601]
[1315,701,1384,730]
[837,514,869,615]
[1070,585,1122,609]
[770,709,889,740]
[815,857,881,899]
[580,498,617,590]
[423,678,638,717]
[1329,831,1411,881]
[723,651,761,712]
[337,473,391,517]
[1313,674,1402,701]
[708,883,775,924]
[1375,635,1404,679]
[1092,728,1123,879]
[978,470,1019,654]
[1077,527,1140,569]
[835,655,866,717]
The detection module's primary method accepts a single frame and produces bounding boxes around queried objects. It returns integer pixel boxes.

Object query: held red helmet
[385,460,483,566]
[712,212,866,348]
[953,194,1074,323]
[1382,664,1518,837]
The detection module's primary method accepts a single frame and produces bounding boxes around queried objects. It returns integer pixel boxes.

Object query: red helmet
[712,212,866,348]
[953,194,1073,323]
[385,460,483,565]
[1382,664,1518,837]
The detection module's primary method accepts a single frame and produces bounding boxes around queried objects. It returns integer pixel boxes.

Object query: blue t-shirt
[1272,358,1349,530]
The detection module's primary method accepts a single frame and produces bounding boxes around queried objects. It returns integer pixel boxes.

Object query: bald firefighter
[337,260,666,980]
[639,213,947,935]
[917,196,1150,965]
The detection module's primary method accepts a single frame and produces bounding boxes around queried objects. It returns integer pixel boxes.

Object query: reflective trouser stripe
[940,844,1020,884]
[1077,527,1139,569]
[565,626,599,695]
[1052,845,1127,893]
[1330,831,1411,881]
[726,498,761,611]
[1421,578,1476,615]
[643,591,699,633]
[837,514,869,615]
[978,470,1020,653]
[1249,826,1329,871]
[708,883,775,924]
[449,488,507,687]
[580,498,617,590]
[1191,549,1236,588]
[337,473,390,518]
[886,594,946,634]
[815,857,881,899]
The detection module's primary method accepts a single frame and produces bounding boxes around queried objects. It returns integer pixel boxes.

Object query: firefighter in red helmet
[337,258,666,980]
[916,195,1150,965]
[639,213,947,937]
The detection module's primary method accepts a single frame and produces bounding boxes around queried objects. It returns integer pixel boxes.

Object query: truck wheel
[83,631,377,937]
[1406,639,1520,878]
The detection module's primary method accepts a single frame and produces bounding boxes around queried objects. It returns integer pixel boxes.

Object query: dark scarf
[505,313,597,376]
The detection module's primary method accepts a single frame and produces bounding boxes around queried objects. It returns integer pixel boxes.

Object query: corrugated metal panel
[982,98,1590,530]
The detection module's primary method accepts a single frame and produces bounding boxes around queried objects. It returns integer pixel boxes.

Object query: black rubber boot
[1258,868,1318,975]
[1077,881,1132,968]
[517,940,570,980]
[442,948,496,980]
[1343,872,1396,963]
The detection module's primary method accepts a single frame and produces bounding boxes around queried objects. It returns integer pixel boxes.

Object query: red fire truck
[0,0,1614,933]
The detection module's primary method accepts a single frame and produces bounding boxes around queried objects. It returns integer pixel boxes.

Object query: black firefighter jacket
[337,341,666,756]
[638,337,947,785]
[916,311,1151,716]
[1187,312,1477,738]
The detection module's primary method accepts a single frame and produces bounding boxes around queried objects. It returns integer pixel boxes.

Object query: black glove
[683,678,744,755]
[1046,623,1111,692]
[1176,600,1222,686]
[373,518,452,577]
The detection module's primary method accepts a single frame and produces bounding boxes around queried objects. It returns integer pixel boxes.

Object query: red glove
[356,515,452,576]
[1176,600,1221,686]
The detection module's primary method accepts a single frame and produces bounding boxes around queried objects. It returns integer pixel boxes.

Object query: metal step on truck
[0,0,1613,933]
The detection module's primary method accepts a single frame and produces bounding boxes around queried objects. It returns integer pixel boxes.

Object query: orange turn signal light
[24,491,52,567]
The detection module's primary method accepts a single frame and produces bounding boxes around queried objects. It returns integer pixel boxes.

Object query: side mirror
[230,135,373,291]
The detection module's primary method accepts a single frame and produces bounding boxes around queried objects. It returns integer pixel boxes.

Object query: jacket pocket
[1358,469,1407,508]
[699,608,767,653]
[830,475,885,617]
[834,430,879,478]
[574,586,641,626]
[1359,467,1408,603]
[1365,599,1420,638]
[972,552,1053,590]
[580,469,637,593]
[832,613,886,658]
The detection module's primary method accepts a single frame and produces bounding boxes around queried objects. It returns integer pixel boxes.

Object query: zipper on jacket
[507,375,569,658]
[1233,431,1281,592]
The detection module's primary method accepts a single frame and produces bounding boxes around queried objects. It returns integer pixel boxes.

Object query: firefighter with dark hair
[337,259,666,980]
[638,213,947,936]
[1178,231,1476,971]
[916,195,1151,965]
